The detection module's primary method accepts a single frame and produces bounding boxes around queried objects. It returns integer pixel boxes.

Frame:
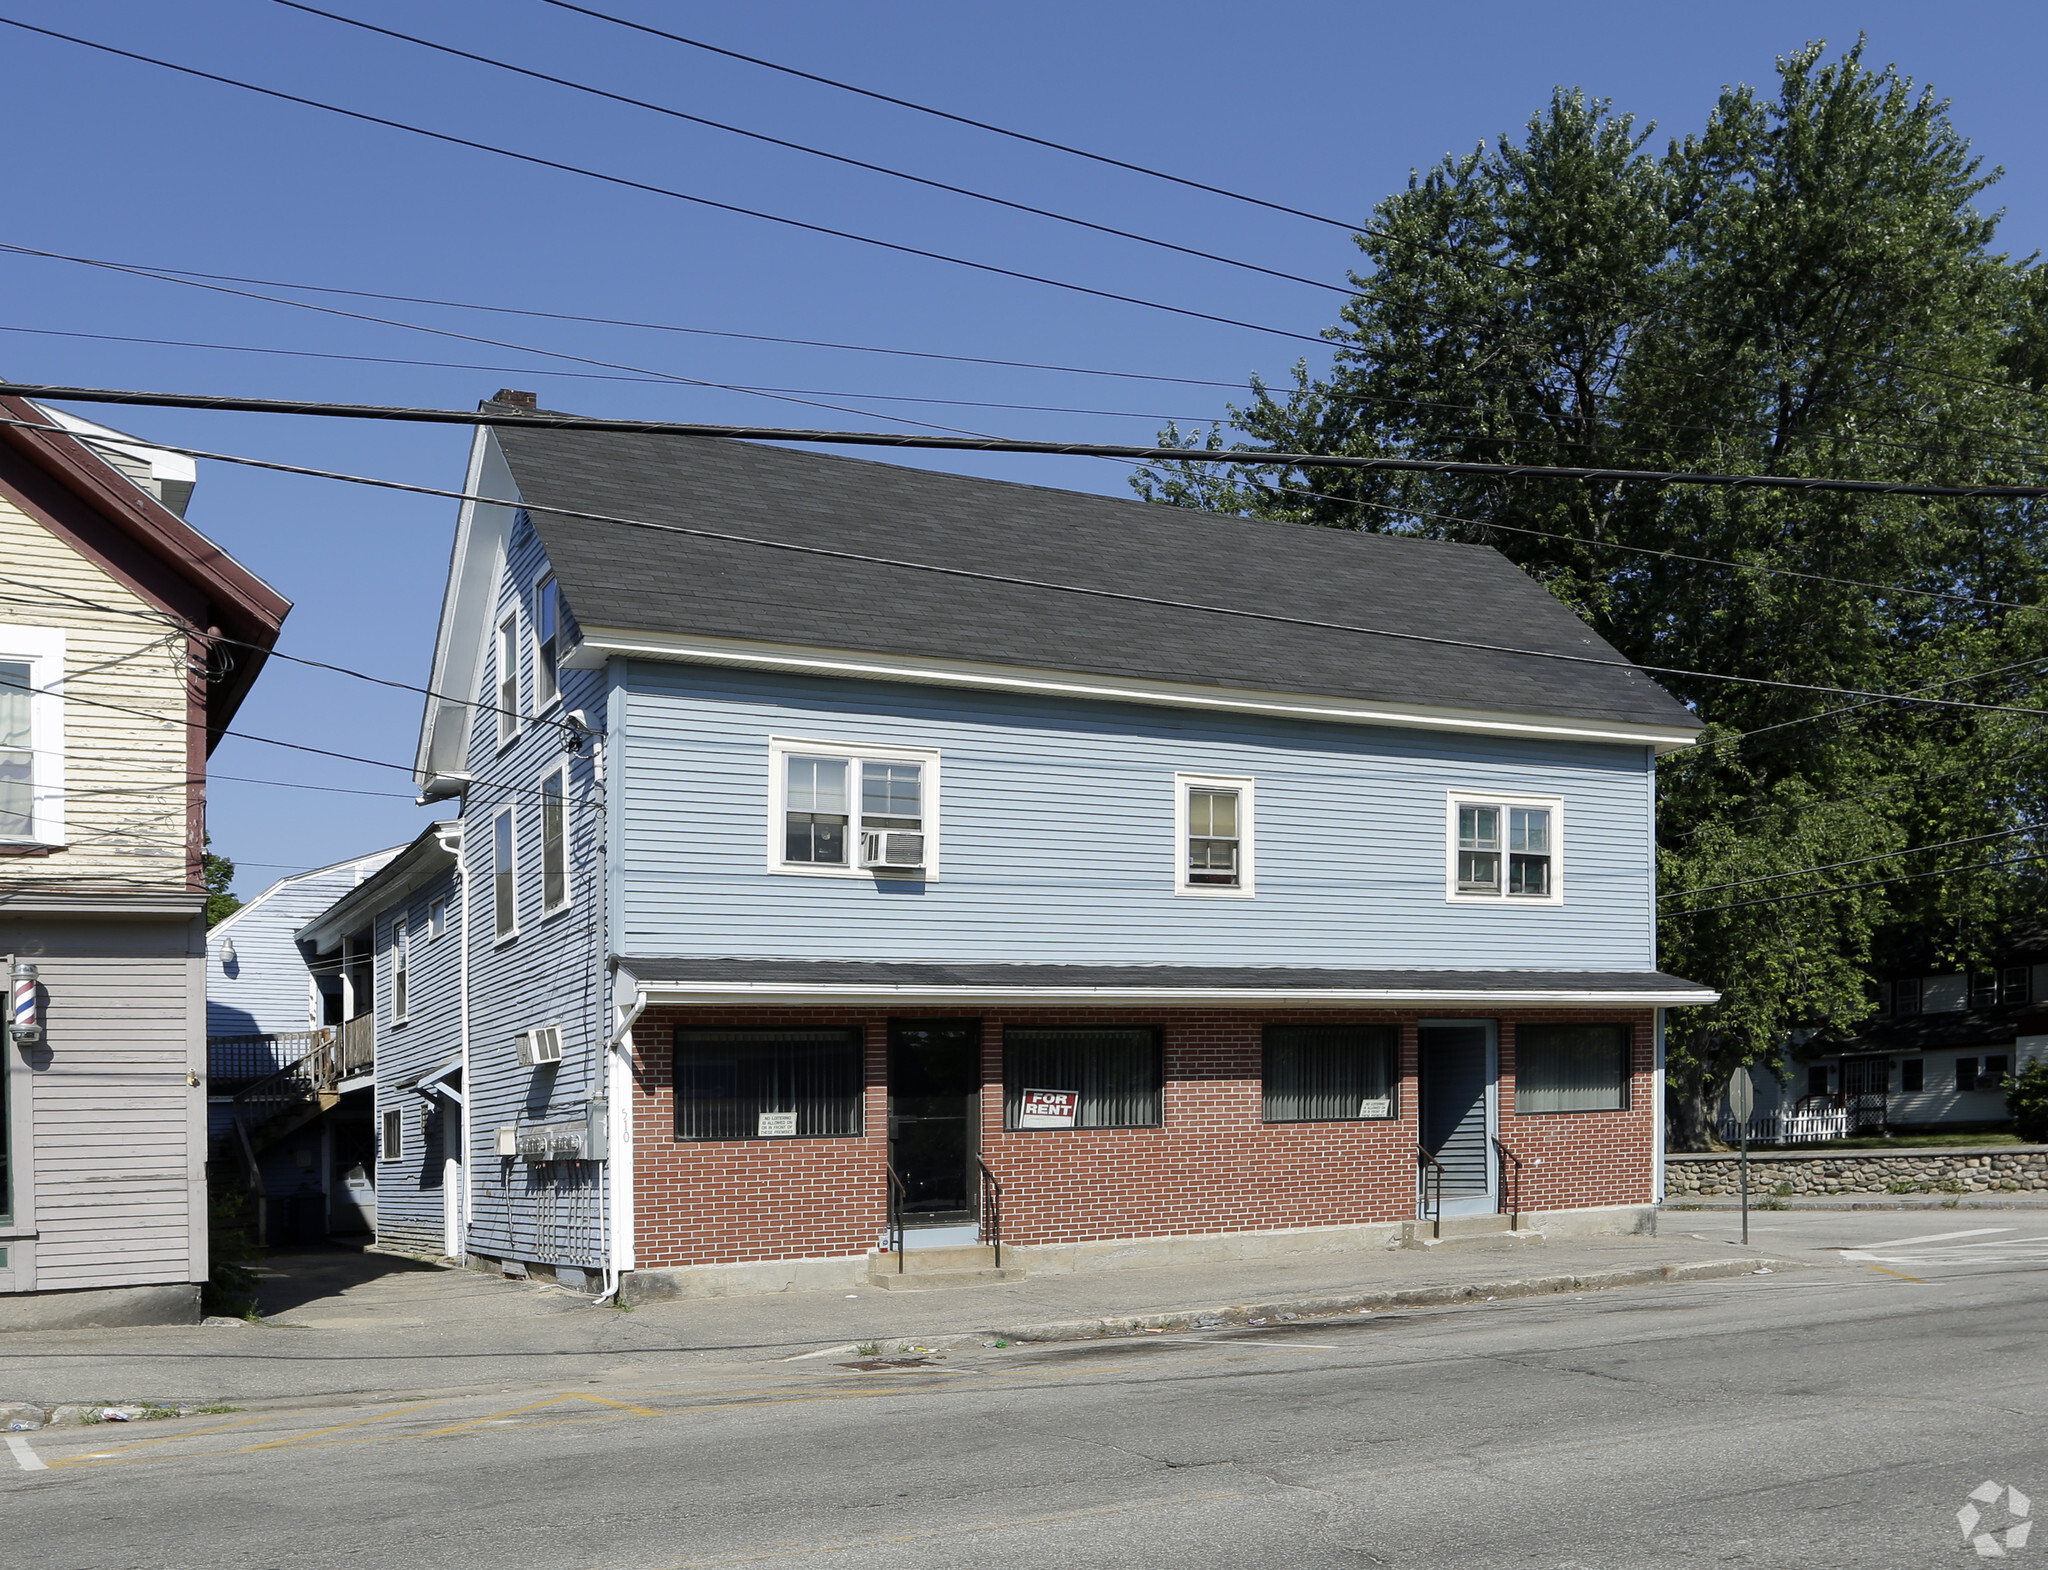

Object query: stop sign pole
[1726,1066,1756,1244]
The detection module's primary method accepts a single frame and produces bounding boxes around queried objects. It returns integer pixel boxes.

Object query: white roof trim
[635,980,1718,1007]
[566,626,1700,752]
[415,427,522,787]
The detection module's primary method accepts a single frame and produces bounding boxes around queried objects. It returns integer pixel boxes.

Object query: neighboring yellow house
[0,391,287,1328]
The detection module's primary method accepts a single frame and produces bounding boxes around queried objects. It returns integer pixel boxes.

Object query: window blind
[1515,1023,1630,1113]
[1263,1024,1398,1122]
[1003,1027,1161,1129]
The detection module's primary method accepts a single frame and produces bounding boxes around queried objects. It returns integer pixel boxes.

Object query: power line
[11,380,2048,500]
[0,322,1229,425]
[269,0,1352,300]
[0,16,1333,351]
[1662,852,2045,918]
[537,0,1365,234]
[8,407,2048,725]
[1661,822,2048,901]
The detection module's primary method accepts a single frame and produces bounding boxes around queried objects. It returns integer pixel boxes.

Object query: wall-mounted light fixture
[221,938,238,970]
[10,960,42,1048]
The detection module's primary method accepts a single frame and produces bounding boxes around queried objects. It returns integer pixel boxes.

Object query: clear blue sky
[4,1,2043,898]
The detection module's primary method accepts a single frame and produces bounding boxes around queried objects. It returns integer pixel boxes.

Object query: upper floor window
[1175,774,1254,896]
[0,626,64,846]
[541,768,569,913]
[1448,796,1561,903]
[492,809,517,941]
[2002,966,2032,1006]
[495,613,520,749]
[428,898,446,939]
[1894,977,1923,1016]
[533,574,561,710]
[769,740,938,877]
[391,919,410,1023]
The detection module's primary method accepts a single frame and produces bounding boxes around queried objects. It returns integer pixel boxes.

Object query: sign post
[1726,1066,1756,1245]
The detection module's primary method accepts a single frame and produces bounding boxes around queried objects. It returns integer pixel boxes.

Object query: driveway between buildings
[0,1215,1849,1408]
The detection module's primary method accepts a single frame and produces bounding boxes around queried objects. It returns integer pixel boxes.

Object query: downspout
[591,984,646,1305]
[435,821,470,1257]
[1653,1009,1667,1207]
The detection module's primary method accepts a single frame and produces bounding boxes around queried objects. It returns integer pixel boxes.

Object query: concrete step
[867,1244,1017,1288]
[1397,1214,1545,1249]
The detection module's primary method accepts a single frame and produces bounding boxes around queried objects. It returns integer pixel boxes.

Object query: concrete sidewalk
[0,1223,1805,1410]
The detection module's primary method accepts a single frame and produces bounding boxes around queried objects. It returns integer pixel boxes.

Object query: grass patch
[1774,1131,2025,1151]
[854,1341,881,1357]
[195,1404,244,1415]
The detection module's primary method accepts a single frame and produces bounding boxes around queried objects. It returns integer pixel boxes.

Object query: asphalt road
[6,1212,2046,1569]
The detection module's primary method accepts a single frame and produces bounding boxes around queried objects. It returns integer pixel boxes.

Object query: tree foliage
[204,843,240,928]
[1136,42,2048,1145]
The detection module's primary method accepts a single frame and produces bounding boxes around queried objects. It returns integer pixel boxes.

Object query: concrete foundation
[617,1204,1658,1304]
[0,1282,201,1332]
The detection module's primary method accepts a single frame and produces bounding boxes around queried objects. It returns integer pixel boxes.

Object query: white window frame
[0,626,66,847]
[540,765,571,915]
[391,918,410,1024]
[494,611,521,750]
[1444,793,1565,905]
[492,808,519,943]
[1174,773,1255,898]
[765,737,942,880]
[427,898,446,940]
[532,571,561,712]
[380,1105,403,1163]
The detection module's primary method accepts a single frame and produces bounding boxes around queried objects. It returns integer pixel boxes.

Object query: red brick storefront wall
[628,1006,1658,1271]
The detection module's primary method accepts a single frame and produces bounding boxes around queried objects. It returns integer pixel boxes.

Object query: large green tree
[1137,42,2048,1145]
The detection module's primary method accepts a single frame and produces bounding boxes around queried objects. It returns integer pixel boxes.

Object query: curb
[1666,1197,2048,1212]
[783,1255,1798,1359]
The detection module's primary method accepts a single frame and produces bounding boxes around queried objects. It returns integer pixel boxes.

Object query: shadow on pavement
[253,1245,445,1317]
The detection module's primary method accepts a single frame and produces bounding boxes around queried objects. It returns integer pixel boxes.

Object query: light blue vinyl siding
[206,854,398,1038]
[369,863,462,1258]
[614,663,1657,970]
[454,516,609,1271]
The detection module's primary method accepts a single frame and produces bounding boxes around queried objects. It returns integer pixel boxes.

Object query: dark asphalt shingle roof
[492,420,1700,731]
[617,957,1715,998]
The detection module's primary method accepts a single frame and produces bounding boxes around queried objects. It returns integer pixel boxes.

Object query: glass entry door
[1417,1021,1497,1217]
[887,1019,981,1224]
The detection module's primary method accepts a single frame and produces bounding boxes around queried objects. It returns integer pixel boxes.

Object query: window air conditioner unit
[516,1024,564,1067]
[861,830,925,870]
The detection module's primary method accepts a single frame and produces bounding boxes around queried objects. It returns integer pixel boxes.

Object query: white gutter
[631,982,1720,1008]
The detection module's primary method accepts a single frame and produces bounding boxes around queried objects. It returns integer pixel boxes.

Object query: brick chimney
[492,388,538,410]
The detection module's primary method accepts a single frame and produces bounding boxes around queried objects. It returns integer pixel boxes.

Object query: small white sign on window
[757,1111,798,1138]
[1018,1088,1080,1129]
[1358,1097,1391,1119]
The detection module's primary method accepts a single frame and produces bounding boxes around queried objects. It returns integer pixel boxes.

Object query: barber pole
[9,962,40,1046]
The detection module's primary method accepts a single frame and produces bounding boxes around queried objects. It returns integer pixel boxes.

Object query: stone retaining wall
[1665,1145,2048,1197]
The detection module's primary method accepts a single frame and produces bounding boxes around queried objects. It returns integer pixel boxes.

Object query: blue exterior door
[1418,1022,1496,1217]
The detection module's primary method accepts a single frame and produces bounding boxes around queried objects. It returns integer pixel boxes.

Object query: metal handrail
[1417,1146,1444,1240]
[886,1166,907,1273]
[1493,1136,1523,1230]
[977,1157,1003,1271]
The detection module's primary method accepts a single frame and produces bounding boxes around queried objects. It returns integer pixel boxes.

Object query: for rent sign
[1018,1088,1080,1128]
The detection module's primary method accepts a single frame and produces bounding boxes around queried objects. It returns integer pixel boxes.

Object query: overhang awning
[396,1058,463,1101]
[615,958,1717,1009]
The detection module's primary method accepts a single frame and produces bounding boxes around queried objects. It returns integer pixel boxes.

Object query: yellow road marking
[238,1399,441,1452]
[1866,1265,1928,1284]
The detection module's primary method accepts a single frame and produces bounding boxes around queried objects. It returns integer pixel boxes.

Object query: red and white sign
[1018,1088,1079,1129]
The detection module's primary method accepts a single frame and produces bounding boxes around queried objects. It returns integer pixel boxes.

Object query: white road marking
[1854,1227,2013,1251]
[6,1435,46,1472]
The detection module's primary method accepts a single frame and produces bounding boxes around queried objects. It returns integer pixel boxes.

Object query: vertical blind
[1515,1024,1630,1113]
[1003,1027,1161,1129]
[1263,1024,1399,1122]
[0,660,31,838]
[674,1028,865,1140]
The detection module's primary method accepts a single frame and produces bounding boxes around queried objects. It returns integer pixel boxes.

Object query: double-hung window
[391,920,410,1023]
[1515,1023,1630,1112]
[0,627,64,846]
[770,740,939,877]
[492,810,517,942]
[495,613,520,749]
[541,768,569,913]
[1448,796,1561,902]
[533,573,561,710]
[1175,774,1254,896]
[380,1106,403,1162]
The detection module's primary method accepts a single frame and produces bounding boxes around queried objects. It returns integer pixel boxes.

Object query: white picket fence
[1716,1106,1851,1146]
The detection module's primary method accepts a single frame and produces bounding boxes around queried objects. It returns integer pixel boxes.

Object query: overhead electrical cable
[0,16,1336,350]
[268,0,1352,299]
[1660,822,2048,901]
[1662,852,2045,918]
[5,407,2046,723]
[13,240,2048,474]
[9,381,2048,500]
